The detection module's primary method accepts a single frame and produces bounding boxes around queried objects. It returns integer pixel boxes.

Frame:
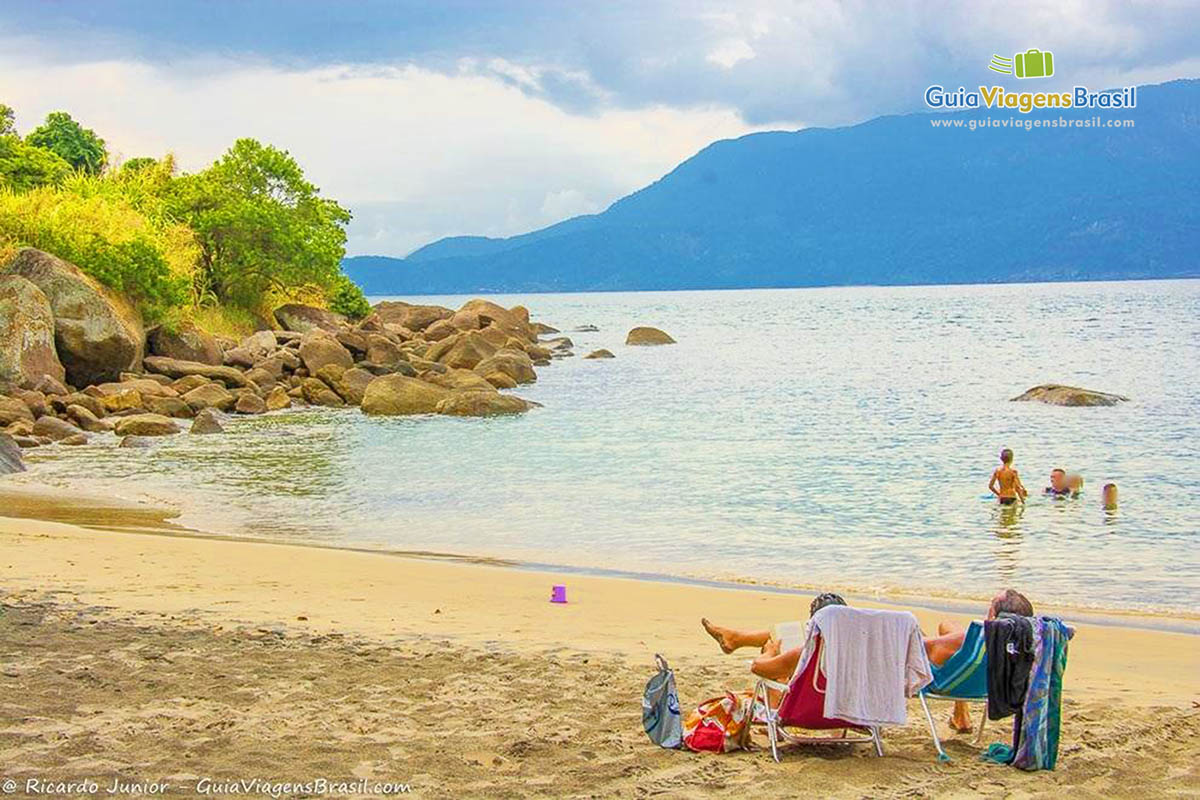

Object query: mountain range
[343,78,1200,295]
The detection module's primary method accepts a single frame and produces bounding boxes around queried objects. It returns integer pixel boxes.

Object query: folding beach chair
[752,634,884,762]
[918,620,988,761]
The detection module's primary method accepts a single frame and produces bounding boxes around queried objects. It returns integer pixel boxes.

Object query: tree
[0,135,73,191]
[0,104,14,137]
[26,111,107,174]
[168,138,352,310]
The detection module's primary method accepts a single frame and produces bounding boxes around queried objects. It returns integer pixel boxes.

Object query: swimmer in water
[989,448,1028,506]
[1045,468,1072,497]
[1067,473,1084,497]
[1103,482,1118,510]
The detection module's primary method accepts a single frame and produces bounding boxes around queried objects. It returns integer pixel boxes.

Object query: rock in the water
[299,330,354,374]
[457,299,536,343]
[60,432,89,446]
[0,396,34,426]
[361,374,451,415]
[32,415,84,441]
[1010,384,1129,407]
[274,303,345,333]
[190,408,225,434]
[0,274,66,389]
[626,326,675,345]
[332,367,374,406]
[533,322,560,335]
[147,322,222,365]
[264,385,292,411]
[584,349,615,359]
[573,324,599,332]
[113,413,181,437]
[234,392,267,414]
[171,374,211,395]
[66,404,114,433]
[422,368,497,393]
[482,371,518,389]
[119,435,157,448]
[182,382,235,412]
[0,432,24,474]
[144,356,248,387]
[5,248,144,386]
[300,377,345,407]
[435,391,533,417]
[143,395,193,419]
[99,388,144,413]
[372,301,453,332]
[473,350,537,385]
[435,330,498,370]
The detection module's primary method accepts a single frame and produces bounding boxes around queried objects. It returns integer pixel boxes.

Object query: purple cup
[550,584,568,603]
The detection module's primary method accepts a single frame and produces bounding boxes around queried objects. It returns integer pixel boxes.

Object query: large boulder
[234,392,267,414]
[264,385,292,411]
[143,395,193,419]
[114,413,181,437]
[32,415,84,441]
[146,322,222,366]
[435,391,534,417]
[332,367,375,406]
[224,330,278,368]
[1011,384,1130,407]
[300,377,345,407]
[423,368,497,393]
[432,330,497,370]
[5,248,144,386]
[365,334,404,367]
[0,275,65,389]
[298,330,354,374]
[0,396,34,426]
[182,382,235,412]
[457,299,536,343]
[144,356,248,387]
[361,374,451,415]
[66,404,114,432]
[189,408,225,434]
[372,301,453,332]
[584,348,615,359]
[273,303,345,334]
[626,326,676,345]
[473,350,537,385]
[0,432,24,474]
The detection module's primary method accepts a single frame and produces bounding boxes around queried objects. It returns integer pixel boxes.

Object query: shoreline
[2,479,1197,635]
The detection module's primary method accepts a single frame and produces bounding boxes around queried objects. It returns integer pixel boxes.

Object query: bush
[327,273,370,319]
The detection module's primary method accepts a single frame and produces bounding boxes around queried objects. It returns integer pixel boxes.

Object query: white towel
[809,605,932,727]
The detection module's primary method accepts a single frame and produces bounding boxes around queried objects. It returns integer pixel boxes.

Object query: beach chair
[918,620,989,762]
[752,634,884,762]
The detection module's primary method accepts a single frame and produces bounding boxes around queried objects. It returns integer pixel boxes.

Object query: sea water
[20,280,1200,616]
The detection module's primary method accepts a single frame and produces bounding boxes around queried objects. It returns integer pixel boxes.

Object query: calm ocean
[22,280,1200,616]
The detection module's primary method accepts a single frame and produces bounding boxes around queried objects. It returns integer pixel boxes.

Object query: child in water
[989,448,1028,506]
[1103,482,1119,510]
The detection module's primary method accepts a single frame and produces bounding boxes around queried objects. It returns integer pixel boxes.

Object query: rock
[533,322,560,335]
[190,408,225,434]
[300,377,345,407]
[435,330,498,370]
[0,432,24,474]
[423,368,498,393]
[5,248,144,386]
[574,324,599,332]
[100,378,176,398]
[32,415,84,441]
[361,374,451,416]
[122,371,173,387]
[234,392,267,414]
[119,435,157,448]
[0,274,66,388]
[0,397,35,426]
[99,388,144,413]
[171,374,211,395]
[51,392,105,418]
[143,395,194,419]
[299,330,354,374]
[273,303,345,333]
[482,372,518,389]
[182,383,235,412]
[144,356,248,387]
[457,299,536,343]
[541,336,574,351]
[626,326,675,345]
[336,330,368,356]
[264,385,292,411]
[9,388,46,418]
[365,334,404,367]
[60,432,89,446]
[424,319,458,341]
[584,349,616,359]
[435,391,533,417]
[1010,384,1130,407]
[66,404,114,433]
[473,350,537,385]
[526,344,553,361]
[332,367,374,406]
[243,367,277,389]
[224,330,277,367]
[314,363,347,389]
[450,310,481,331]
[113,413,180,437]
[146,322,222,365]
[4,419,33,437]
[372,301,453,332]
[33,374,69,396]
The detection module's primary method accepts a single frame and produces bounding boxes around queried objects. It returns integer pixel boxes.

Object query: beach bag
[642,654,682,749]
[683,691,753,753]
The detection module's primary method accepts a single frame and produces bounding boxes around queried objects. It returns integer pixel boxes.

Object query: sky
[2,1,1198,256]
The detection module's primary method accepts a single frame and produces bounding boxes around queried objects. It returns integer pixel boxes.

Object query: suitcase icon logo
[988,49,1054,79]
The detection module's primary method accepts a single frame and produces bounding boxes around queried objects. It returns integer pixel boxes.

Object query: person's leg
[925,621,973,733]
[701,618,771,654]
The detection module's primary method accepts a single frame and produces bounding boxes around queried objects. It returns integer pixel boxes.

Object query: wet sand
[0,491,1197,798]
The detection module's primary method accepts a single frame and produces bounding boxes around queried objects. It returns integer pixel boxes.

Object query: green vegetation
[0,104,367,330]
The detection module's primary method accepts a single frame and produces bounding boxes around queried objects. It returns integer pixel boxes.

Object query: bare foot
[949,714,973,734]
[701,618,737,654]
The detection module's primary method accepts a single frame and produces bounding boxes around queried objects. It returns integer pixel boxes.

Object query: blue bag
[641,654,682,749]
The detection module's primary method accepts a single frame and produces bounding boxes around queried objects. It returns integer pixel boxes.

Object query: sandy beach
[0,489,1196,799]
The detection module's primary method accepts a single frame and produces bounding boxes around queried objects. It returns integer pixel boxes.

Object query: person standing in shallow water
[989,448,1028,506]
[1103,483,1119,510]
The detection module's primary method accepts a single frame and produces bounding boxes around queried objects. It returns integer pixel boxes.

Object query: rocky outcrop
[435,330,497,370]
[5,248,144,386]
[626,326,675,345]
[144,356,248,387]
[361,374,451,415]
[457,299,536,343]
[372,301,452,332]
[0,275,65,389]
[473,350,536,385]
[113,414,181,437]
[274,303,345,334]
[147,322,222,366]
[584,349,615,359]
[1011,384,1129,407]
[0,432,24,474]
